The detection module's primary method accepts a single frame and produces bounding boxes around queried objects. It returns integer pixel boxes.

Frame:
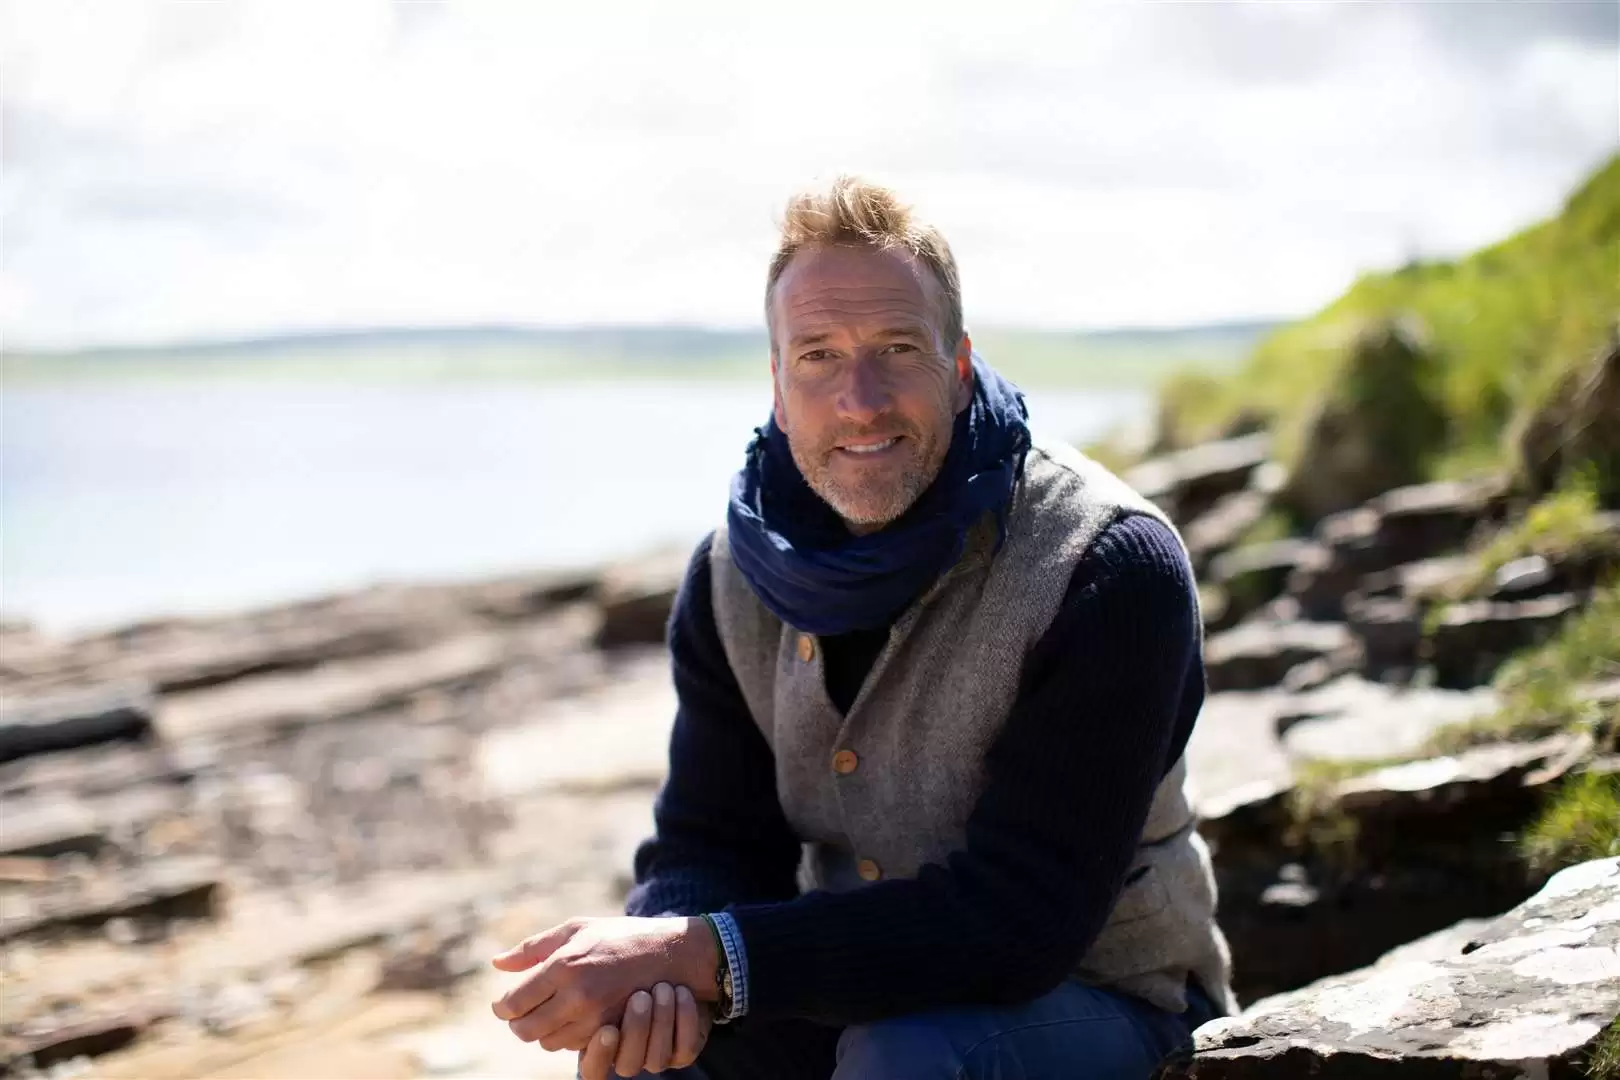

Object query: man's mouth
[836,436,901,456]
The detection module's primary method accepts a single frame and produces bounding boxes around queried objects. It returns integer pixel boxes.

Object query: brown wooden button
[832,749,859,775]
[796,633,816,663]
[856,858,882,882]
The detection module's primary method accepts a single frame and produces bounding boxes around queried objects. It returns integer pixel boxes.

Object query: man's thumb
[490,923,574,971]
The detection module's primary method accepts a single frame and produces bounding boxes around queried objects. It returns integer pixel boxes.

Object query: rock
[594,550,688,648]
[1285,542,1358,623]
[1330,735,1581,829]
[1370,476,1510,567]
[0,856,55,884]
[1126,433,1272,526]
[1280,317,1451,525]
[1517,333,1620,508]
[1212,860,1540,1010]
[1492,553,1556,596]
[1199,586,1240,635]
[377,924,479,992]
[1188,691,1297,844]
[0,856,223,944]
[1185,491,1272,576]
[1497,509,1620,599]
[1356,553,1478,601]
[1287,505,1397,622]
[1204,622,1354,693]
[0,684,155,765]
[197,979,274,1034]
[0,1008,164,1074]
[1280,653,1358,694]
[154,633,510,742]
[0,800,105,859]
[1344,595,1423,681]
[1171,857,1620,1077]
[1210,540,1318,627]
[1285,479,1510,622]
[1210,734,1578,1003]
[1428,593,1582,689]
[1278,678,1499,763]
[0,568,597,699]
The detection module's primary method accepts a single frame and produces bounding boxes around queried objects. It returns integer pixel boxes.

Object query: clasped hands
[491,915,719,1077]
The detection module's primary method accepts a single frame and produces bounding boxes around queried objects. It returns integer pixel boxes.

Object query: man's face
[770,245,973,533]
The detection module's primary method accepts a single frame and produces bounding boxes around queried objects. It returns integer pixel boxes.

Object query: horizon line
[3,315,1296,359]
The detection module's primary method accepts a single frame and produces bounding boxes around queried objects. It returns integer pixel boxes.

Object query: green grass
[1588,1017,1620,1080]
[1437,475,1616,602]
[1284,582,1619,877]
[1521,772,1620,875]
[1422,580,1620,755]
[1154,155,1620,480]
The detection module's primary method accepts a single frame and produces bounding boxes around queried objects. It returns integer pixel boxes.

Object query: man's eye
[801,349,834,362]
[882,343,917,354]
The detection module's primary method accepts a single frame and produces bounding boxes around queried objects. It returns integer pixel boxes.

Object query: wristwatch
[700,913,736,1023]
[716,957,735,1021]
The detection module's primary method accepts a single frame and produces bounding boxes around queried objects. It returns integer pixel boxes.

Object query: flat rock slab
[1173,857,1620,1078]
[156,633,510,741]
[1186,691,1294,828]
[1184,491,1271,574]
[593,549,688,648]
[0,856,222,944]
[1127,433,1271,524]
[1430,593,1582,689]
[1204,621,1353,693]
[0,684,154,765]
[476,653,674,799]
[1280,678,1500,763]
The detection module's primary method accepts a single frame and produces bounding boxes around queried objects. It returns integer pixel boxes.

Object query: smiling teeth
[844,438,898,454]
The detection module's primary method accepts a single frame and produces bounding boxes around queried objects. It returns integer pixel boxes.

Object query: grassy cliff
[1160,155,1620,485]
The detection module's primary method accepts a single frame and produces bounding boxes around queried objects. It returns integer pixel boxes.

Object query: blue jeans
[640,980,1213,1080]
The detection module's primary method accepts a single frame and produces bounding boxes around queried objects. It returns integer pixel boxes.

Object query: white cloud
[1,0,1615,347]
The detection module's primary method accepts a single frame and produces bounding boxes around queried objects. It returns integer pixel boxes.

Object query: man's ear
[954,332,974,413]
[771,349,787,429]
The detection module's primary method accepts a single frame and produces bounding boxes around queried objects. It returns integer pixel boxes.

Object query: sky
[2,0,1616,350]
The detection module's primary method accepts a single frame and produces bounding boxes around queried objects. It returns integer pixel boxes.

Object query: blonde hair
[765,175,963,354]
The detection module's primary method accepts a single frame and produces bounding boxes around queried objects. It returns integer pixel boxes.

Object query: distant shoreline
[1,321,1274,391]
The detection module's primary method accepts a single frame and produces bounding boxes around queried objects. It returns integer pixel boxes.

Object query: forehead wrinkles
[783,280,937,332]
[786,289,930,319]
[787,283,922,304]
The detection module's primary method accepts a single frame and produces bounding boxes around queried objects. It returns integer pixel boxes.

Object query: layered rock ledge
[1167,856,1620,1078]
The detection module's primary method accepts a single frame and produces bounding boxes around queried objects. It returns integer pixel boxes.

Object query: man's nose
[834,358,890,424]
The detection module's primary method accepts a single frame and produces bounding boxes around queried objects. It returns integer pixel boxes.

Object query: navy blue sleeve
[726,513,1204,1024]
[624,533,803,918]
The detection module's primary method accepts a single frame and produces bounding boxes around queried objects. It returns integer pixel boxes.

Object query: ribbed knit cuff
[709,911,750,1020]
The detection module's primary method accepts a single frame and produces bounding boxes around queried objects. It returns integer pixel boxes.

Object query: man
[491,176,1234,1079]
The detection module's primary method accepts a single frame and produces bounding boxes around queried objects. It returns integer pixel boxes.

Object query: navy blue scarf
[726,354,1031,635]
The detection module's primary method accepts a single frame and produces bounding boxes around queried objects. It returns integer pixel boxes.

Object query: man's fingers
[492,966,558,1024]
[578,1026,619,1080]
[491,920,579,974]
[643,983,676,1073]
[671,985,705,1069]
[614,990,653,1077]
[545,1018,605,1054]
[506,986,585,1047]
